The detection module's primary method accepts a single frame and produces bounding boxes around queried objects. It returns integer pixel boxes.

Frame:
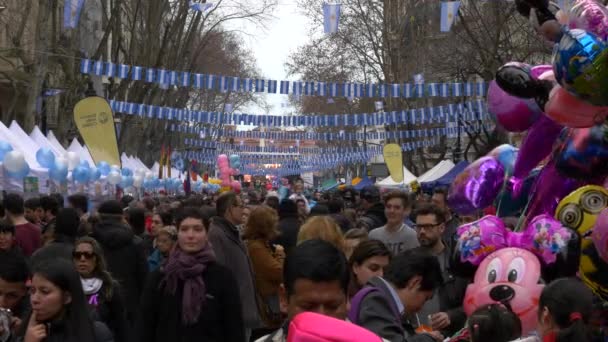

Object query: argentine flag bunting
[104,62,115,77]
[93,61,104,76]
[63,0,85,29]
[117,64,129,79]
[145,68,156,83]
[440,1,461,32]
[80,59,92,74]
[189,1,214,12]
[323,3,341,34]
[403,83,412,98]
[180,72,191,87]
[242,78,253,92]
[317,82,327,96]
[280,81,290,94]
[132,66,143,81]
[193,73,204,88]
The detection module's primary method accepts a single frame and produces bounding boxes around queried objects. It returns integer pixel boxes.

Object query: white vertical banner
[440,1,461,32]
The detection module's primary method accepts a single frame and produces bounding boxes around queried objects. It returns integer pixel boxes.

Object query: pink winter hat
[287,312,383,342]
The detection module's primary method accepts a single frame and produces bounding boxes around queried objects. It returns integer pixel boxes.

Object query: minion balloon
[555,185,608,301]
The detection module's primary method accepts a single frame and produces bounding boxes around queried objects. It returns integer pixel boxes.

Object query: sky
[241,0,309,116]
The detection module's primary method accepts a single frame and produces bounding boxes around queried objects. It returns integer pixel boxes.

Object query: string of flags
[82,59,488,99]
[189,1,214,12]
[440,1,461,32]
[63,0,85,29]
[108,98,488,128]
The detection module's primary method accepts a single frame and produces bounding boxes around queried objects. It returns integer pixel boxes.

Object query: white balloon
[133,175,144,188]
[145,172,154,179]
[107,171,122,185]
[3,151,26,173]
[55,156,68,169]
[135,168,146,177]
[66,152,80,170]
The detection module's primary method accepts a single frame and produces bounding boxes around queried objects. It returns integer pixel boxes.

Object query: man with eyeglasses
[209,191,261,342]
[412,204,468,337]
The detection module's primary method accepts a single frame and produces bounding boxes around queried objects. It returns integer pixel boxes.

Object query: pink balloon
[568,0,608,41]
[593,208,608,263]
[464,248,544,336]
[545,86,608,128]
[487,81,541,132]
[457,216,509,265]
[231,180,242,193]
[530,64,553,79]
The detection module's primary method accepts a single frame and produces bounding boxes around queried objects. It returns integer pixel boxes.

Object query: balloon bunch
[217,154,241,193]
[456,214,574,335]
[171,151,186,173]
[1,141,30,179]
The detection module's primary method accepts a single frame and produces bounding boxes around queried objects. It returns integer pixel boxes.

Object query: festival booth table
[421,160,469,192]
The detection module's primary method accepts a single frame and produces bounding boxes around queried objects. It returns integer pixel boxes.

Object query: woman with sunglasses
[73,237,128,342]
[17,259,113,342]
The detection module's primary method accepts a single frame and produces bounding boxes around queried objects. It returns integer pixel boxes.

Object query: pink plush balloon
[231,180,242,193]
[487,81,541,132]
[593,208,608,263]
[464,248,544,336]
[569,0,608,41]
[447,157,506,215]
[545,86,608,128]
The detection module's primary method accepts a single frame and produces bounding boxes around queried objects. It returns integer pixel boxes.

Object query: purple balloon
[448,156,506,215]
[511,114,563,196]
[487,81,541,132]
[530,65,553,79]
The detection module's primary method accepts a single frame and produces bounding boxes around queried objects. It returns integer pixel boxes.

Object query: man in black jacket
[30,208,80,267]
[358,186,386,231]
[273,199,301,255]
[92,200,148,327]
[354,249,444,342]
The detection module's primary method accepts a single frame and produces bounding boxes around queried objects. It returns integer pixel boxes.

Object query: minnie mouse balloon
[487,81,541,132]
[463,248,544,335]
[447,156,505,215]
[552,28,608,106]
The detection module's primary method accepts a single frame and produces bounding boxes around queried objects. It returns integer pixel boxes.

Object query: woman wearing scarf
[136,206,245,342]
[73,236,129,342]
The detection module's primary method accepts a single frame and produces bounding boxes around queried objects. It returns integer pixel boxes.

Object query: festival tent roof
[376,166,417,189]
[417,160,456,184]
[47,131,67,155]
[421,160,470,191]
[66,138,95,168]
[29,126,64,157]
[353,177,374,190]
[9,121,42,153]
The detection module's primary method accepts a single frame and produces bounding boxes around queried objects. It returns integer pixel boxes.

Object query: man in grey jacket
[355,249,444,342]
[208,192,261,341]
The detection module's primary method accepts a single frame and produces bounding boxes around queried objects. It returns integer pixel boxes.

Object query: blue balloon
[121,176,134,188]
[229,154,240,168]
[89,167,101,181]
[49,161,68,182]
[79,160,90,168]
[497,149,517,176]
[73,166,90,183]
[97,162,111,176]
[7,163,30,179]
[174,159,185,172]
[35,148,55,168]
[121,168,133,177]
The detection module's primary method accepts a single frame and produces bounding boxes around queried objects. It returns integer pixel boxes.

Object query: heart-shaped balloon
[448,156,505,215]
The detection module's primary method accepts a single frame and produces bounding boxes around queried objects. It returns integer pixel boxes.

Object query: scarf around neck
[81,277,103,295]
[161,244,216,325]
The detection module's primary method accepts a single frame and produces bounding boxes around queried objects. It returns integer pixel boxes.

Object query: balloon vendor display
[457,214,572,335]
[216,154,242,194]
[555,185,608,301]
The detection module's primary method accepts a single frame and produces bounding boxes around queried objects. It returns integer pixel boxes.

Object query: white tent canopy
[47,131,67,156]
[417,160,455,183]
[30,126,64,157]
[376,166,417,189]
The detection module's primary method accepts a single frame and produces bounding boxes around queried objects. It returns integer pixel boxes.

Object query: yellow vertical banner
[383,143,403,183]
[73,97,121,167]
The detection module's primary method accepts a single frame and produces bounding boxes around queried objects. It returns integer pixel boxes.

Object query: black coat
[30,237,74,267]
[92,219,148,324]
[87,281,129,342]
[273,215,301,254]
[135,262,245,342]
[14,320,113,342]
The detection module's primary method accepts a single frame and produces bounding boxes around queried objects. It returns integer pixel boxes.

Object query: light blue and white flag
[180,72,190,87]
[63,0,86,29]
[241,78,253,92]
[193,73,204,88]
[268,80,278,93]
[205,74,216,89]
[317,82,327,96]
[93,61,104,76]
[145,68,156,83]
[280,81,290,94]
[117,64,130,79]
[132,66,143,81]
[255,79,265,92]
[80,59,92,74]
[440,1,461,32]
[104,62,115,77]
[189,1,214,12]
[323,3,341,34]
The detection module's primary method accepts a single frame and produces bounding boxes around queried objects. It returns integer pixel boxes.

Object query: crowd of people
[0,183,599,342]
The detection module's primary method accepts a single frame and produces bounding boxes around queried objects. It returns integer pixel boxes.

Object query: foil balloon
[487,81,541,132]
[457,216,508,265]
[495,169,539,217]
[568,0,608,42]
[555,185,608,301]
[552,28,608,106]
[592,208,608,263]
[510,114,563,196]
[463,248,544,336]
[488,144,518,175]
[530,64,553,79]
[554,124,608,179]
[447,157,505,215]
[495,62,537,98]
[544,86,608,127]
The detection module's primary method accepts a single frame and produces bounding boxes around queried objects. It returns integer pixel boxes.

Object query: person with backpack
[348,249,444,342]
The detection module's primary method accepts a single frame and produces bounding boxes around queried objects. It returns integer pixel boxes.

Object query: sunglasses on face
[73,251,95,260]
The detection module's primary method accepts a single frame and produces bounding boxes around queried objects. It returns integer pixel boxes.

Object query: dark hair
[23,259,96,342]
[74,237,116,299]
[97,200,123,216]
[284,239,349,297]
[67,194,88,214]
[412,203,446,225]
[0,250,29,282]
[142,197,156,212]
[153,210,173,227]
[216,192,238,217]
[344,228,368,241]
[50,193,64,209]
[279,199,298,217]
[200,206,216,229]
[310,204,329,217]
[128,208,146,236]
[384,248,443,291]
[40,195,60,216]
[384,191,410,208]
[120,195,134,209]
[0,220,15,235]
[54,208,80,240]
[327,198,344,214]
[265,196,280,211]
[433,187,448,198]
[3,193,24,215]
[349,239,391,267]
[538,278,593,342]
[24,197,41,210]
[175,207,208,230]
[469,304,522,342]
